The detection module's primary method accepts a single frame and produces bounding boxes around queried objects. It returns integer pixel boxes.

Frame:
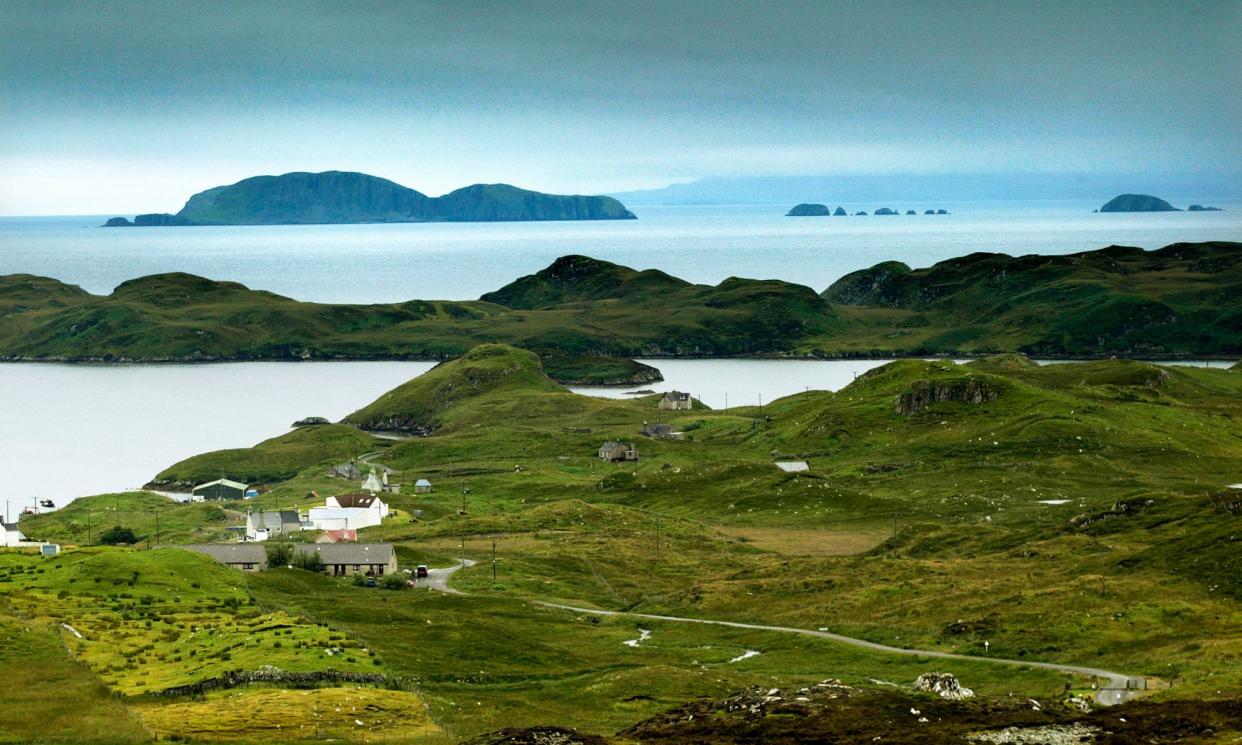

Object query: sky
[1,0,1240,215]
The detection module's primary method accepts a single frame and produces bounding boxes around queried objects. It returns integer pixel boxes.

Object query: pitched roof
[294,542,395,565]
[662,391,691,401]
[193,478,249,492]
[317,529,357,543]
[774,461,810,472]
[183,543,267,566]
[332,493,380,509]
[414,479,432,487]
[249,511,301,529]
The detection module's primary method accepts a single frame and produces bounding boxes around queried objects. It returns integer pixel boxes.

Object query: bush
[292,551,325,573]
[381,574,406,590]
[266,542,294,567]
[99,526,138,545]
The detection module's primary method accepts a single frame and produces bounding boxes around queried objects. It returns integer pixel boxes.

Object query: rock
[292,416,331,427]
[914,672,974,700]
[854,210,868,216]
[874,207,898,216]
[102,217,133,227]
[787,203,831,217]
[936,209,949,214]
[896,377,1000,415]
[924,209,936,214]
[1098,194,1180,212]
[906,209,916,215]
[1188,204,1222,211]
[833,206,847,216]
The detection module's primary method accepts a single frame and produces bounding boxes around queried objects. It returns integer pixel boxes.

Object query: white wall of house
[307,507,382,531]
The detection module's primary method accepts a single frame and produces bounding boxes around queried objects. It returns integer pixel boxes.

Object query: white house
[1,520,27,547]
[244,510,302,542]
[308,493,388,531]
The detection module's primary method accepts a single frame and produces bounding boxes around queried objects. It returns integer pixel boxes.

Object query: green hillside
[342,344,565,433]
[151,423,377,487]
[17,491,238,545]
[823,241,1242,355]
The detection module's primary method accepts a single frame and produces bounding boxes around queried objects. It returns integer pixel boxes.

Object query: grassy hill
[342,344,566,433]
[823,241,1242,356]
[150,423,377,488]
[17,491,238,545]
[6,243,1239,362]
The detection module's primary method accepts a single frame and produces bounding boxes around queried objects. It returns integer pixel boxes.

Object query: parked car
[365,577,377,588]
[416,565,429,578]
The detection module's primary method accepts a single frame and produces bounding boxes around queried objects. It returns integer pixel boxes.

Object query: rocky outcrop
[833,206,847,216]
[896,377,1000,415]
[787,203,831,217]
[1099,194,1179,212]
[1070,498,1155,529]
[103,213,197,227]
[874,207,898,216]
[1188,204,1222,211]
[292,416,330,427]
[914,672,975,700]
[821,261,911,304]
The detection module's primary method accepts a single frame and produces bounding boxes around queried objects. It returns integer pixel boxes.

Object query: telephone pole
[492,536,497,581]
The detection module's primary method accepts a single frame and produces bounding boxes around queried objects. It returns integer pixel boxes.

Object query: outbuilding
[413,479,433,494]
[599,441,639,462]
[193,478,249,501]
[658,391,693,411]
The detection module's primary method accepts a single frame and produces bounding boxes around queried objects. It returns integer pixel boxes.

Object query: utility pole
[87,509,92,543]
[153,507,161,547]
[461,481,469,514]
[892,512,897,538]
[492,536,497,581]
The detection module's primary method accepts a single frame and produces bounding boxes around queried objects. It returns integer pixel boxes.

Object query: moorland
[2,242,1241,365]
[7,342,1242,743]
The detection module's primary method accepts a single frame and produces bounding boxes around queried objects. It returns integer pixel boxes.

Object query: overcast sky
[2,0,1239,214]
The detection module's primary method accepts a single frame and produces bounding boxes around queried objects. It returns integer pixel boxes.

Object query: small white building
[1,520,27,547]
[309,493,388,531]
[413,478,433,494]
[774,461,810,473]
[244,510,302,542]
[361,468,384,495]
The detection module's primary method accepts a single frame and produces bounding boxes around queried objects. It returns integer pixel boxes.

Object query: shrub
[266,542,294,566]
[381,574,406,590]
[291,551,325,573]
[99,526,138,545]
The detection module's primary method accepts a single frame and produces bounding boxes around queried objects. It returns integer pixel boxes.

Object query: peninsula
[102,171,637,226]
[2,242,1240,361]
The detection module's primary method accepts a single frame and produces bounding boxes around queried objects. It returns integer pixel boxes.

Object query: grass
[10,342,1242,741]
[18,491,238,546]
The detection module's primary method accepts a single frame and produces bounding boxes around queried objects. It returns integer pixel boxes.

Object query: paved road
[414,559,476,594]
[423,565,1141,706]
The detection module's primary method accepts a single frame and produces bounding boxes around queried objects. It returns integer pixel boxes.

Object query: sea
[2,200,1240,508]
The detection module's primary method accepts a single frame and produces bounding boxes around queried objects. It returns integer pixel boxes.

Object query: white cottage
[1,520,27,547]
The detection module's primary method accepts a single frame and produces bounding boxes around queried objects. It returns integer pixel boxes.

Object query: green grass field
[8,343,1242,742]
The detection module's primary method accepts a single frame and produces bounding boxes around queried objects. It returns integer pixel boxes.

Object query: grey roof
[251,511,300,529]
[600,440,624,449]
[414,479,432,487]
[642,423,674,435]
[294,542,395,565]
[662,391,691,400]
[183,543,268,566]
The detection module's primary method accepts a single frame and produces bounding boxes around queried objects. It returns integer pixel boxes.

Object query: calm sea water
[2,201,1239,302]
[2,203,1239,509]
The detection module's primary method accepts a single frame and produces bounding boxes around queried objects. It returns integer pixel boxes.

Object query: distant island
[1098,194,1223,213]
[103,171,637,226]
[786,203,948,216]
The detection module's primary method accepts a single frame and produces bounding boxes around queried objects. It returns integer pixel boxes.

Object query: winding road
[423,563,1141,706]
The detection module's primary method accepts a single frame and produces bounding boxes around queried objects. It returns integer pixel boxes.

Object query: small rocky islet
[786,202,949,216]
